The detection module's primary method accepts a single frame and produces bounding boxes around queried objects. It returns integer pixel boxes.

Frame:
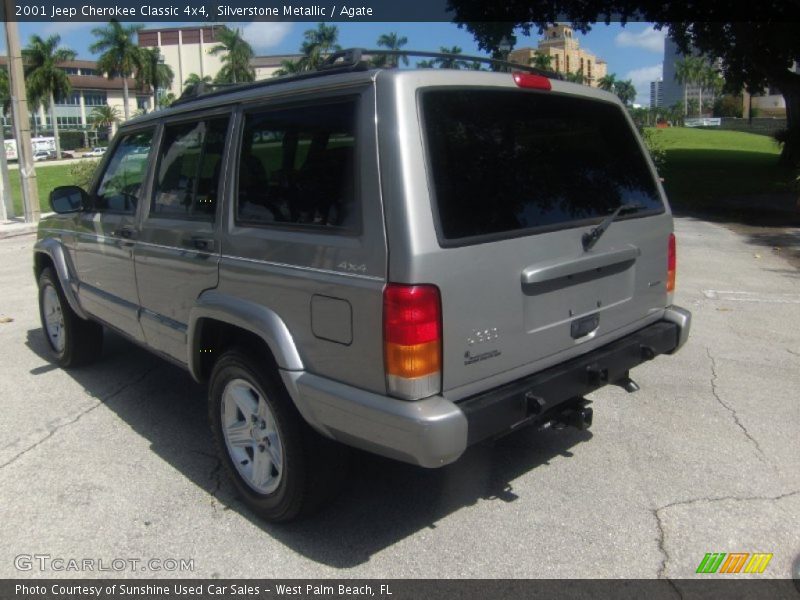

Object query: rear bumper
[281,305,691,468]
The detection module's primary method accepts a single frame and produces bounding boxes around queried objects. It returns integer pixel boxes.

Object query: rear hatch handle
[521,245,640,286]
[582,202,643,251]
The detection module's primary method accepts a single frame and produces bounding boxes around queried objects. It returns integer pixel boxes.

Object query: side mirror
[50,186,88,214]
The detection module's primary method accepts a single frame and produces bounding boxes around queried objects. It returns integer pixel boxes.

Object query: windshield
[421,89,664,244]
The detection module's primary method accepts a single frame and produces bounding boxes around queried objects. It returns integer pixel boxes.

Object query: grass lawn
[648,127,796,211]
[7,163,76,217]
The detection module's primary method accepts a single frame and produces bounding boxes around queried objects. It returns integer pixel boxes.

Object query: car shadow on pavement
[26,327,591,569]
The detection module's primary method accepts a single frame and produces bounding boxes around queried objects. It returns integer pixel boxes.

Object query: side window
[236,100,358,232]
[94,130,154,213]
[151,117,229,220]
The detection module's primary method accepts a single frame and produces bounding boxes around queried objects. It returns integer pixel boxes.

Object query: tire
[208,349,347,522]
[38,267,103,368]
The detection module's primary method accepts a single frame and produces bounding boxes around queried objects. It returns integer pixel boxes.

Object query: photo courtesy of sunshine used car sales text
[14,583,391,597]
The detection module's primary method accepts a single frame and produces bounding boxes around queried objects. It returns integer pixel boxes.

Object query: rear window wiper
[582,203,643,252]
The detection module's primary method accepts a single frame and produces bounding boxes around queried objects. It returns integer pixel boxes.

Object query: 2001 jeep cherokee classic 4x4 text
[34,50,691,521]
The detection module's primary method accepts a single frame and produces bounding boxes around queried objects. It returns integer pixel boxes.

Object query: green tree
[529,52,552,70]
[713,94,743,118]
[183,72,213,92]
[597,73,617,92]
[158,92,176,109]
[377,32,409,68]
[416,59,436,69]
[209,26,255,84]
[564,71,585,84]
[272,57,309,77]
[90,20,144,122]
[667,101,685,126]
[0,68,10,116]
[89,104,120,139]
[435,46,468,70]
[615,79,636,106]
[300,23,341,71]
[137,47,174,113]
[674,56,703,116]
[448,2,800,164]
[22,34,76,159]
[0,66,10,152]
[700,63,724,114]
[275,23,340,75]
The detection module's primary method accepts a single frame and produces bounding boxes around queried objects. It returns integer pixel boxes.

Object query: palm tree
[675,56,704,116]
[273,23,340,75]
[210,26,255,84]
[89,104,120,140]
[158,92,176,109]
[377,32,408,68]
[598,73,618,93]
[183,72,213,90]
[699,64,724,116]
[22,34,75,159]
[0,68,10,116]
[614,79,637,106]
[436,46,468,70]
[529,52,553,71]
[90,20,144,122]
[300,23,341,70]
[137,47,174,112]
[0,68,12,218]
[272,57,309,77]
[564,71,585,84]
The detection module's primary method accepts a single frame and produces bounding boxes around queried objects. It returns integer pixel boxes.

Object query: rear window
[421,89,663,244]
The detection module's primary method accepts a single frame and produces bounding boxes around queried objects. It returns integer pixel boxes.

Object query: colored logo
[696,552,773,574]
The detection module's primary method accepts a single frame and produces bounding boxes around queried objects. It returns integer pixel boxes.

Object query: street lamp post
[498,35,514,72]
[151,53,165,112]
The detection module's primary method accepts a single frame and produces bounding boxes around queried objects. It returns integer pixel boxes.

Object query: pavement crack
[652,507,670,579]
[652,490,799,581]
[705,347,766,461]
[0,365,159,471]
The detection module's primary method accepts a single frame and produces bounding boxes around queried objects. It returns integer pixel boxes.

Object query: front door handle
[113,226,137,240]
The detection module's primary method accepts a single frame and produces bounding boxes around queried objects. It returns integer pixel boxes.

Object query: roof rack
[172,47,561,107]
[321,48,563,79]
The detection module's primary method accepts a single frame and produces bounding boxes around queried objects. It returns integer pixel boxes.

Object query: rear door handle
[184,237,215,252]
[521,245,639,285]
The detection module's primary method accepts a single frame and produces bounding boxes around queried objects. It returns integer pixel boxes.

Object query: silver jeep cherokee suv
[34,50,691,521]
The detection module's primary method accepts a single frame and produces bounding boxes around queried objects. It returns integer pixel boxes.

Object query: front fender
[187,291,304,381]
[33,238,88,320]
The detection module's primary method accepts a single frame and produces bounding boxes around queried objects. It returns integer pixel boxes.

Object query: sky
[2,20,667,105]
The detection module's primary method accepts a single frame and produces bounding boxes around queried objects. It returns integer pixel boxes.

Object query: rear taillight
[512,72,552,90]
[667,233,676,293]
[383,284,442,400]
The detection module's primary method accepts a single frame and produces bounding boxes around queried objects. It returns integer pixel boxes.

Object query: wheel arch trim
[187,291,304,381]
[33,239,89,320]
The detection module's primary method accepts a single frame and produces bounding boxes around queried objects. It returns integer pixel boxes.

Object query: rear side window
[422,90,663,244]
[236,100,358,232]
[151,117,229,220]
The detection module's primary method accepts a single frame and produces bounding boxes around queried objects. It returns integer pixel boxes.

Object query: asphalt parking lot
[0,217,798,580]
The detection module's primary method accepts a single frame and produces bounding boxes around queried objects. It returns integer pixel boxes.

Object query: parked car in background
[83,147,106,158]
[32,150,52,162]
[33,48,691,523]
